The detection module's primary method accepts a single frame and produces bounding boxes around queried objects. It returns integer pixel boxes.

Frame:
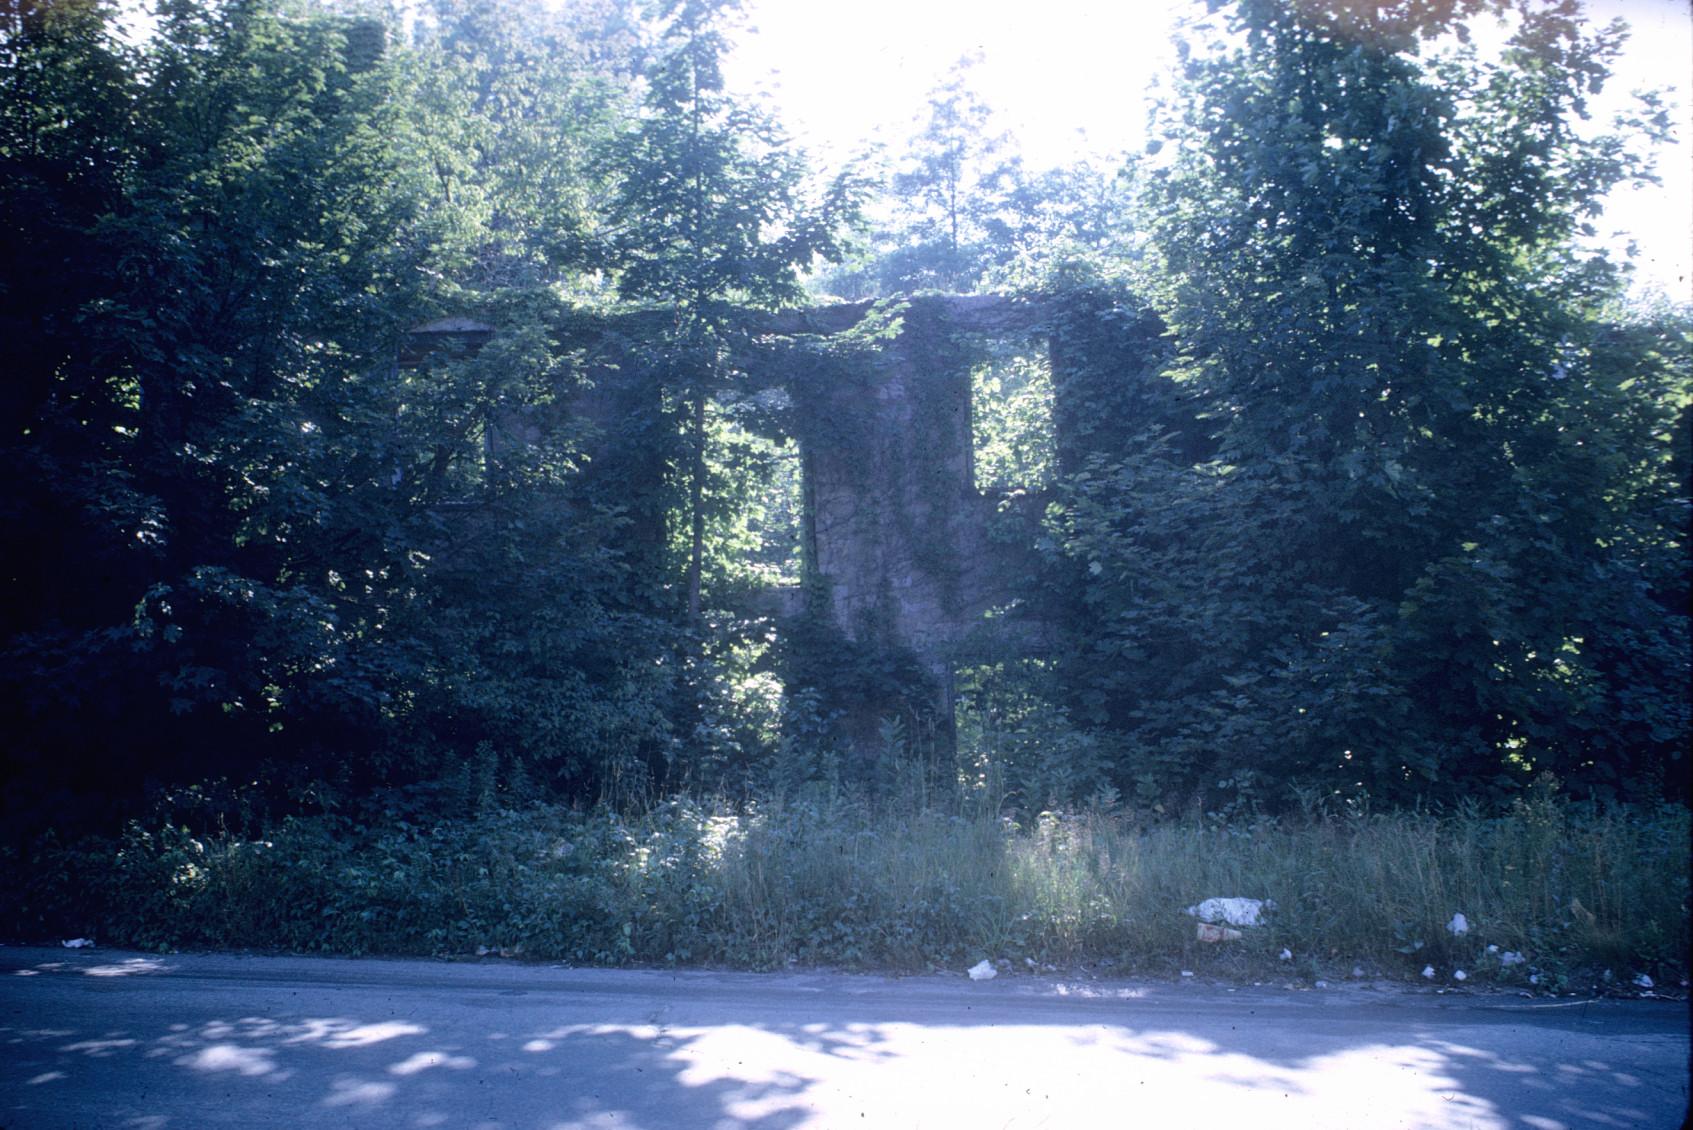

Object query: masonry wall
[417,292,1162,749]
[792,297,1050,665]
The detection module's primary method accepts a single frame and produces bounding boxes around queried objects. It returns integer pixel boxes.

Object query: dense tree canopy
[0,0,1685,837]
[1,0,671,830]
[1049,0,1689,808]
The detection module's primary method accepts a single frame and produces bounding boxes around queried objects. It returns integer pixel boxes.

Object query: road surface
[1,947,1686,1128]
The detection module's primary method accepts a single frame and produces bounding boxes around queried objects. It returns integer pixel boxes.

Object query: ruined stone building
[407,292,1165,746]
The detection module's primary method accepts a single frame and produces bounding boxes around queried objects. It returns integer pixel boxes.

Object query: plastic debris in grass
[1186,897,1272,928]
[1446,912,1469,936]
[967,960,997,982]
[61,938,94,949]
[1486,945,1527,967]
[1634,973,1654,989]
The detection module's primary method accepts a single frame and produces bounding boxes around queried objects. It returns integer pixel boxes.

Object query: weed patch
[3,794,1684,990]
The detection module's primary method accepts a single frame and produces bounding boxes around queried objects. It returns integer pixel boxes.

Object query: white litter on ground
[61,939,94,949]
[1421,965,1436,979]
[967,960,997,982]
[1634,973,1654,989]
[1453,969,1468,981]
[1186,898,1270,927]
[1446,913,1469,936]
[1279,948,1293,961]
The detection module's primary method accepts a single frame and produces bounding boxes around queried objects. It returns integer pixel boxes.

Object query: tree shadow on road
[2,962,817,1128]
[1,953,1686,1128]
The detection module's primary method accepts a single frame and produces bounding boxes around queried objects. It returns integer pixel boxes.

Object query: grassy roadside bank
[4,791,1685,992]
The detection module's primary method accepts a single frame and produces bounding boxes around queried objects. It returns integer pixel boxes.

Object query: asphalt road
[0,947,1686,1129]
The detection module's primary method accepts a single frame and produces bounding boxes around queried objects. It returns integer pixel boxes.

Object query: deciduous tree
[1052,0,1689,806]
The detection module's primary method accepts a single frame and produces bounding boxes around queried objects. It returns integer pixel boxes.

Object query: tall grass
[5,786,1685,988]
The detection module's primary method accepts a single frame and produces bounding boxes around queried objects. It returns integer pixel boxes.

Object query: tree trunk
[687,390,705,623]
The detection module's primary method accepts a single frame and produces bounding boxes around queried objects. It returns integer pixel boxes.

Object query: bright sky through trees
[728,0,1692,297]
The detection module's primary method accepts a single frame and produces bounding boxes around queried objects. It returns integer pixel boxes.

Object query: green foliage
[1048,0,1691,809]
[5,791,1684,986]
[878,53,1010,293]
[3,0,437,821]
[610,0,850,313]
[0,0,688,829]
[605,0,856,625]
[1,0,1685,899]
[971,346,1056,492]
[819,56,1134,298]
[686,410,804,595]
[403,0,635,293]
[955,661,1111,812]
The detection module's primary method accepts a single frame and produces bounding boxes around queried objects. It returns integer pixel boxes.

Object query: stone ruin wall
[407,293,1162,739]
[786,297,1051,672]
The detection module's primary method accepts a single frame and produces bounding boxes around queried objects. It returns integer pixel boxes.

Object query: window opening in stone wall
[970,341,1055,493]
[691,403,804,597]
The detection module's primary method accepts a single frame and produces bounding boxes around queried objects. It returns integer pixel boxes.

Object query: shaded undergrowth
[3,785,1685,992]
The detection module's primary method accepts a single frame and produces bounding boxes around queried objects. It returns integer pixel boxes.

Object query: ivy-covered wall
[523,293,1162,753]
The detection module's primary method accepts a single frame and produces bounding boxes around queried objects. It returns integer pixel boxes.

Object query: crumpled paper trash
[967,959,997,982]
